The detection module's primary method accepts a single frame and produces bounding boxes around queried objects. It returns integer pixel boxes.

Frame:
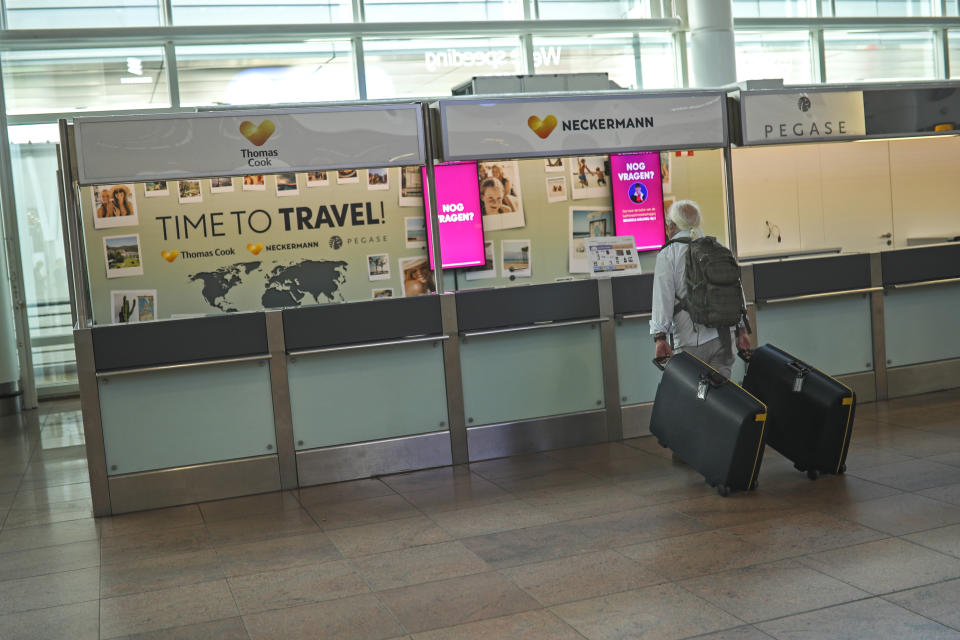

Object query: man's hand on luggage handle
[736,328,751,355]
[655,339,673,360]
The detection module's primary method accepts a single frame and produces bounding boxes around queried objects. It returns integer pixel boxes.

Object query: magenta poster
[610,152,666,251]
[423,162,486,269]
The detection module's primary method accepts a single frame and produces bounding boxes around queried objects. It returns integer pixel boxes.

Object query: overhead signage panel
[439,94,726,161]
[742,90,866,144]
[74,105,425,185]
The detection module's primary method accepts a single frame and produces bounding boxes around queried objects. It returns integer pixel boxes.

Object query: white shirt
[649,229,720,347]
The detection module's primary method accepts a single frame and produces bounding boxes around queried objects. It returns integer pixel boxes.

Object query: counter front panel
[612,274,655,315]
[456,280,600,332]
[884,281,960,367]
[880,243,960,286]
[753,254,872,302]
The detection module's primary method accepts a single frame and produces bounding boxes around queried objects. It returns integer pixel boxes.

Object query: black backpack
[666,236,750,342]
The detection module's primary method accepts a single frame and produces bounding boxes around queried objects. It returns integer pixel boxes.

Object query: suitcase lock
[788,361,809,393]
[696,372,724,400]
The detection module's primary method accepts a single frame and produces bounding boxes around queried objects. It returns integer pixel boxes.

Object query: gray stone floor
[1,391,960,639]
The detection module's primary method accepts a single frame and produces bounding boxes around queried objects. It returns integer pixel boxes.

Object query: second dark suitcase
[741,344,856,480]
[650,351,768,496]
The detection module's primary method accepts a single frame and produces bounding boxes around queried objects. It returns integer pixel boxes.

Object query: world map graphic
[189,259,348,312]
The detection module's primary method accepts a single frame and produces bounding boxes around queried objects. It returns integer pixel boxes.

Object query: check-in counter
[455,280,610,460]
[80,313,281,513]
[749,253,878,401]
[881,243,960,397]
[282,296,451,485]
[611,274,658,437]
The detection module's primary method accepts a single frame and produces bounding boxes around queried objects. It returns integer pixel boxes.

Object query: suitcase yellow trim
[814,369,856,474]
[683,352,768,490]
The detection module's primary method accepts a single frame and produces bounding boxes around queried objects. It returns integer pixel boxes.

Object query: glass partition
[823,30,936,82]
[736,31,814,85]
[447,149,729,291]
[171,0,352,24]
[77,167,434,325]
[363,0,522,21]
[175,42,357,107]
[530,34,636,90]
[5,0,161,28]
[2,48,170,115]
[951,30,960,78]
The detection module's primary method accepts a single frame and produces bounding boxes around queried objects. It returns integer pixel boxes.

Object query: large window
[5,0,161,29]
[952,29,960,77]
[363,0,523,21]
[531,35,638,90]
[170,0,352,25]
[537,0,662,19]
[363,38,524,98]
[176,42,357,106]
[733,0,816,17]
[2,48,170,115]
[736,31,814,84]
[823,0,934,16]
[824,30,937,82]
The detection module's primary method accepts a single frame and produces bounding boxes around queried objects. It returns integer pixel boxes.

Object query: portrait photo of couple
[92,184,139,229]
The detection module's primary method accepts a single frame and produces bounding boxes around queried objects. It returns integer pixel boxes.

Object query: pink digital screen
[610,152,667,252]
[423,162,486,270]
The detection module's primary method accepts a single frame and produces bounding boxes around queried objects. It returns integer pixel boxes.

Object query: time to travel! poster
[79,169,432,324]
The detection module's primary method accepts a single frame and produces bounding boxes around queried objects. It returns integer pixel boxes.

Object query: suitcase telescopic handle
[737,348,752,363]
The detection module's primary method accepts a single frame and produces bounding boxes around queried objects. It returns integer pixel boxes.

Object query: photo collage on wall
[86,167,438,324]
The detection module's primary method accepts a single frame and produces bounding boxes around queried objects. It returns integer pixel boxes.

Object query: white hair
[667,200,702,235]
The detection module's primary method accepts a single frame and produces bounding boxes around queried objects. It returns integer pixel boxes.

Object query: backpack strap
[661,236,692,251]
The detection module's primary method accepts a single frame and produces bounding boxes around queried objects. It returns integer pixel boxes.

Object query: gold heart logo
[247,243,264,255]
[161,250,179,263]
[239,120,276,146]
[528,114,558,139]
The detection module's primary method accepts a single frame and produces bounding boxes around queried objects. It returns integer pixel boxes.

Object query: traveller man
[651,200,751,378]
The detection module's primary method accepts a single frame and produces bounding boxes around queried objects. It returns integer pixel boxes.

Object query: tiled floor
[2,391,960,639]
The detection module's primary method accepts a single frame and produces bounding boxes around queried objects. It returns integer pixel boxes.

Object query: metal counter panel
[612,274,655,315]
[880,244,960,286]
[753,254,872,302]
[456,280,599,332]
[756,294,874,376]
[283,295,442,351]
[459,321,605,426]
[92,312,267,371]
[287,338,448,449]
[884,282,960,367]
[98,358,276,475]
[615,317,662,406]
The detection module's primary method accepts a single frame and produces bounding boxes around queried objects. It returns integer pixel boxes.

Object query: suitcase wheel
[717,485,731,497]
[838,463,847,474]
[750,479,759,490]
[806,469,820,481]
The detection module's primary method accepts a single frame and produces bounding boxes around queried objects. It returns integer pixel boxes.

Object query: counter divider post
[869,252,889,401]
[439,293,469,465]
[265,310,299,490]
[597,278,623,442]
[74,328,112,516]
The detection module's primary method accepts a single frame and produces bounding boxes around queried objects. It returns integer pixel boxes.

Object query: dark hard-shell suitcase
[650,351,768,496]
[741,344,855,480]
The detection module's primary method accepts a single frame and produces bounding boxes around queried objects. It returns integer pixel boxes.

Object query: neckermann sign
[73,105,425,185]
[438,93,727,161]
[741,90,866,145]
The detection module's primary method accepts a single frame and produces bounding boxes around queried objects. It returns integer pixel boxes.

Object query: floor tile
[551,582,742,640]
[468,454,568,483]
[849,458,960,492]
[680,559,869,623]
[10,482,91,509]
[297,478,395,507]
[904,523,960,559]
[2,496,93,528]
[378,571,540,634]
[823,492,960,535]
[400,478,513,513]
[242,593,404,640]
[760,473,902,506]
[756,597,960,640]
[351,540,489,591]
[516,483,652,521]
[100,548,225,598]
[100,524,212,565]
[99,505,203,538]
[227,559,369,614]
[0,600,99,640]
[619,529,790,582]
[500,549,662,606]
[428,499,557,538]
[99,579,239,639]
[0,566,100,615]
[613,470,717,505]
[885,577,960,630]
[691,627,776,640]
[671,492,804,528]
[567,503,710,550]
[306,494,419,530]
[0,515,99,555]
[0,539,100,582]
[214,531,341,578]
[543,442,648,463]
[722,511,887,557]
[205,508,319,546]
[800,537,960,595]
[488,468,603,494]
[918,482,960,506]
[198,490,301,522]
[379,465,475,494]
[326,515,452,557]
[111,616,250,639]
[926,452,960,468]
[460,521,594,569]
[410,609,583,640]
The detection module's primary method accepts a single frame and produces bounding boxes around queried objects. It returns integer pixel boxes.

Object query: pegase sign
[741,90,866,145]
[74,105,425,185]
[439,93,727,161]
